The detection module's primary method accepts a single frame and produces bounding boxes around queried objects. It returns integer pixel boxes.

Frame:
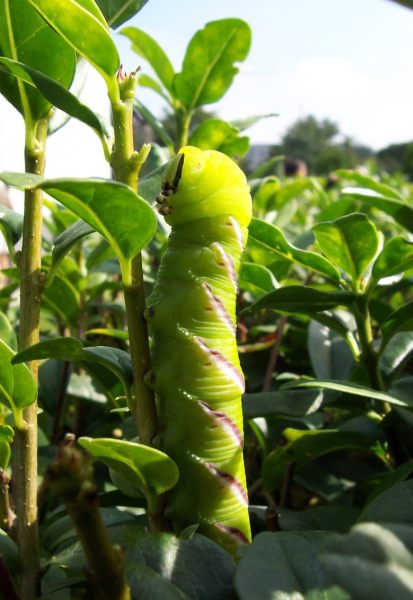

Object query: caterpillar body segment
[148,146,252,553]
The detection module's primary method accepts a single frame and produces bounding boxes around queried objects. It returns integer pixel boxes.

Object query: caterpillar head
[156,146,252,227]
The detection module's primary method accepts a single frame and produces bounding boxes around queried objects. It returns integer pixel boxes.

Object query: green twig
[354,297,385,394]
[13,118,48,600]
[109,71,157,447]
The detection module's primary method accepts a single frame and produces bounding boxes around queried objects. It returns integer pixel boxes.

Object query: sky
[0,0,412,196]
[114,0,413,150]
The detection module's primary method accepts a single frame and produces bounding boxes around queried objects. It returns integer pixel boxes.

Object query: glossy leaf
[308,321,354,380]
[381,301,413,345]
[0,424,14,470]
[0,204,23,258]
[42,272,81,325]
[281,379,408,407]
[379,332,413,376]
[28,0,119,81]
[242,389,323,419]
[250,155,285,179]
[358,480,413,524]
[249,286,355,315]
[372,237,413,282]
[231,113,278,132]
[0,313,17,351]
[248,218,341,282]
[1,174,157,282]
[48,220,95,285]
[313,213,381,284]
[0,57,109,144]
[239,262,278,295]
[81,346,133,392]
[336,170,403,201]
[40,179,156,278]
[78,437,179,500]
[125,533,235,600]
[139,165,165,204]
[189,119,249,157]
[341,187,413,232]
[121,27,175,94]
[262,428,384,491]
[0,0,75,120]
[0,339,37,428]
[319,522,413,599]
[12,337,134,398]
[95,0,149,28]
[174,19,251,109]
[235,531,339,600]
[86,328,129,341]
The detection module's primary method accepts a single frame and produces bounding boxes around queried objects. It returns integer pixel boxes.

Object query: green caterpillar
[147,146,252,554]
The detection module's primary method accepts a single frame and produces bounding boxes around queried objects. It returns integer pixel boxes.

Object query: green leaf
[250,155,285,179]
[381,302,413,345]
[188,118,249,157]
[0,174,157,284]
[121,27,175,95]
[0,0,75,121]
[78,438,179,502]
[40,179,156,280]
[0,313,17,351]
[86,328,129,341]
[249,287,355,315]
[239,262,278,296]
[341,187,413,232]
[0,424,14,469]
[313,213,381,284]
[81,346,133,392]
[235,531,341,600]
[251,177,279,212]
[308,321,354,380]
[137,73,171,102]
[319,522,413,600]
[0,57,109,145]
[248,218,341,282]
[281,379,408,407]
[358,480,413,525]
[12,337,133,398]
[42,272,81,325]
[379,332,413,376]
[28,0,119,82]
[12,337,84,363]
[336,169,403,200]
[242,389,323,419]
[134,100,174,150]
[0,339,37,428]
[231,113,278,132]
[0,204,23,258]
[262,428,384,491]
[139,166,165,204]
[48,220,95,285]
[372,237,413,283]
[125,533,235,600]
[174,19,251,109]
[95,0,149,28]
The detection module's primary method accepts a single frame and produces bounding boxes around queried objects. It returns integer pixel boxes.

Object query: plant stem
[176,110,191,150]
[110,79,157,446]
[46,435,131,600]
[13,118,48,600]
[354,297,385,393]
